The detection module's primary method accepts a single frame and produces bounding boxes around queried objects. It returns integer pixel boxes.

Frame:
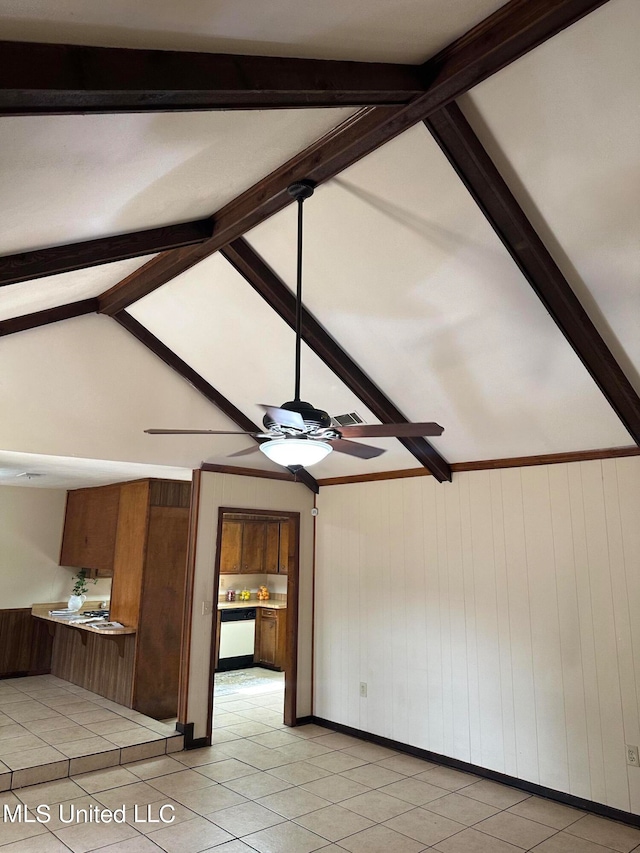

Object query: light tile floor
[0,675,182,790]
[1,667,639,852]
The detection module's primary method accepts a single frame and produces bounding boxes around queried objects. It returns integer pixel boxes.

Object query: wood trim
[114,311,318,494]
[221,238,451,482]
[317,446,640,485]
[177,469,201,727]
[200,463,319,495]
[0,220,213,287]
[310,716,640,830]
[425,102,640,445]
[201,462,303,482]
[97,0,610,314]
[310,493,317,717]
[0,41,427,115]
[205,506,301,736]
[0,298,97,337]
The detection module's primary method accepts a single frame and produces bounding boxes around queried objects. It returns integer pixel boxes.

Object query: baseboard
[176,722,210,750]
[216,655,256,672]
[311,716,640,828]
[295,715,312,726]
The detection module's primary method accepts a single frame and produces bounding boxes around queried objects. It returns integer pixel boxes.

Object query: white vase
[68,594,86,612]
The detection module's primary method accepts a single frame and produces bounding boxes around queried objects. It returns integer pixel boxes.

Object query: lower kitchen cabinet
[254,608,286,671]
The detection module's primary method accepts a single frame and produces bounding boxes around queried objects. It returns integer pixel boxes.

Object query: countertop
[31,603,136,635]
[218,600,287,610]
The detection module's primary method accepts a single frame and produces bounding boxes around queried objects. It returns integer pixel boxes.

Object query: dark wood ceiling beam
[424,102,640,445]
[98,0,611,315]
[0,41,427,115]
[0,219,213,287]
[113,310,319,493]
[221,238,451,482]
[0,298,97,337]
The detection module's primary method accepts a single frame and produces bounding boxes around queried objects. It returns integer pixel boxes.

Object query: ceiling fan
[145,180,444,468]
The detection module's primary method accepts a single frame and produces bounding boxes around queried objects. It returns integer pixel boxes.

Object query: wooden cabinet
[255,608,286,670]
[242,521,266,572]
[219,515,290,575]
[58,478,192,719]
[265,520,289,575]
[220,521,242,573]
[59,484,120,577]
[278,521,290,575]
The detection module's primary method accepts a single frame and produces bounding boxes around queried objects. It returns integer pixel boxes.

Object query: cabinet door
[264,522,280,574]
[59,485,120,574]
[241,521,266,573]
[278,521,290,575]
[220,521,242,573]
[256,610,277,666]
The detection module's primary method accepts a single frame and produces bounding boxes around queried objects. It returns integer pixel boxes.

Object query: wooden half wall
[0,609,53,677]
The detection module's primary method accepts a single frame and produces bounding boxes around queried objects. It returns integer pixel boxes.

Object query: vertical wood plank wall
[188,473,314,739]
[314,457,640,814]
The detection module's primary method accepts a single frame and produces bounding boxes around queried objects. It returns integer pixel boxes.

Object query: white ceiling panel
[129,253,422,478]
[0,255,155,322]
[0,0,504,63]
[0,108,353,254]
[0,450,192,490]
[463,0,640,394]
[245,123,632,461]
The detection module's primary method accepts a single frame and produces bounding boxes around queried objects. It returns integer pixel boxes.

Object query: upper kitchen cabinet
[220,521,243,573]
[219,518,265,573]
[242,521,266,572]
[219,514,291,574]
[59,484,120,577]
[266,520,290,575]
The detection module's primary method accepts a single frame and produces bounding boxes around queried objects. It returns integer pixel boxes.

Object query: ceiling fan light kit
[259,437,332,467]
[144,176,444,469]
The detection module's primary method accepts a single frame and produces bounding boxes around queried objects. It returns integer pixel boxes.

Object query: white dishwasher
[218,608,256,671]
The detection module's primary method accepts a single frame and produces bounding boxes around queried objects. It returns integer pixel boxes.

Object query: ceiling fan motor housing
[263,400,332,432]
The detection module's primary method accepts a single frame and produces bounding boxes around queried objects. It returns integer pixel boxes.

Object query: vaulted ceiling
[0,0,638,489]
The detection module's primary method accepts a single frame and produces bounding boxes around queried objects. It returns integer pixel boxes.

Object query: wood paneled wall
[0,610,52,677]
[315,457,640,815]
[51,623,135,706]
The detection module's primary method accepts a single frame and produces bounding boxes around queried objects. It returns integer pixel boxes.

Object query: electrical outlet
[359,682,367,698]
[202,601,213,615]
[626,745,639,766]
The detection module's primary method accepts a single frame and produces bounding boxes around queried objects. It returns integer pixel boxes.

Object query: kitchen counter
[218,600,287,610]
[32,603,136,635]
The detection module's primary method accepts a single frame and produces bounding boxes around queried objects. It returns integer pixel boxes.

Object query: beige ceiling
[1,109,354,254]
[0,0,505,62]
[0,0,637,485]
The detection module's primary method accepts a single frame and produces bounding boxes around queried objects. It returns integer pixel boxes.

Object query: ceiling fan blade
[227,445,262,458]
[338,422,444,438]
[258,405,305,431]
[145,429,259,435]
[330,438,386,459]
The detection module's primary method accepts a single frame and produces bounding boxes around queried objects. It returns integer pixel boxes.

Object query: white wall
[219,572,288,597]
[315,457,640,814]
[188,472,315,738]
[0,486,111,608]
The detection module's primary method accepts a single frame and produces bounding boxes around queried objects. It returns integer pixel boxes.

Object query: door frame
[206,506,301,736]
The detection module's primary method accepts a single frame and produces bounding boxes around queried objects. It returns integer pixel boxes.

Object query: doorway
[206,507,300,740]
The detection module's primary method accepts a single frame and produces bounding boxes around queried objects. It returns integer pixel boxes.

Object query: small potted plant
[68,569,96,611]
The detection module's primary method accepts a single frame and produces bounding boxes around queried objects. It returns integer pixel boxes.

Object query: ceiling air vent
[15,472,44,479]
[331,411,364,427]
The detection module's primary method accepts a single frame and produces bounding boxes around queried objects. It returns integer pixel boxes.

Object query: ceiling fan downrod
[287,180,315,404]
